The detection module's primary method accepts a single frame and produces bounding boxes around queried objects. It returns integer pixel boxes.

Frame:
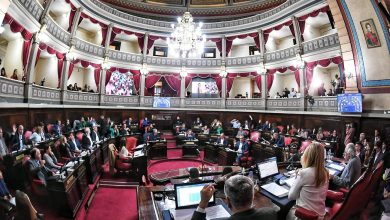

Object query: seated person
[188,168,202,183]
[78,117,87,129]
[126,117,133,127]
[270,132,285,148]
[186,129,196,141]
[58,135,74,158]
[216,125,223,135]
[42,145,61,172]
[68,132,81,154]
[62,119,73,134]
[179,123,187,133]
[149,129,160,141]
[243,120,251,130]
[30,126,44,145]
[202,125,210,135]
[0,171,11,200]
[236,127,246,139]
[287,142,328,220]
[230,119,241,130]
[330,143,361,188]
[315,132,324,142]
[120,123,130,136]
[270,123,280,134]
[235,136,248,164]
[262,121,271,131]
[289,124,298,136]
[215,167,235,191]
[142,117,150,128]
[91,125,101,143]
[27,148,53,186]
[193,117,203,127]
[355,142,365,165]
[174,116,182,126]
[255,119,263,130]
[81,127,93,150]
[191,175,277,220]
[216,133,228,147]
[119,138,133,163]
[10,124,27,151]
[15,190,43,220]
[0,127,8,160]
[52,120,62,137]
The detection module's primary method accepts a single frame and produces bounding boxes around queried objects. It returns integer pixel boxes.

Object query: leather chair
[108,144,131,177]
[22,156,47,196]
[250,131,260,142]
[125,137,137,153]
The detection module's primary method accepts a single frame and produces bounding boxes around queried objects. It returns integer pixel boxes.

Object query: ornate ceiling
[99,0,287,21]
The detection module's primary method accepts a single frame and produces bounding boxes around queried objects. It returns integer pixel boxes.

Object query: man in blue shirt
[235,136,248,164]
[271,132,285,148]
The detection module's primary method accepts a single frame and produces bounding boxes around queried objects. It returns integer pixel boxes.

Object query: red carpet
[148,159,206,174]
[85,187,137,220]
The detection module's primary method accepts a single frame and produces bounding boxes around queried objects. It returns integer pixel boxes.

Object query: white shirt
[72,139,79,151]
[119,146,130,159]
[220,138,225,145]
[288,167,328,219]
[237,142,243,154]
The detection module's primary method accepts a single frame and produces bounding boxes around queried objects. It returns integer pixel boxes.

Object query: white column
[261,74,267,99]
[104,24,113,49]
[0,1,11,24]
[222,36,226,59]
[39,0,54,23]
[60,58,70,104]
[221,76,226,108]
[143,33,149,58]
[99,68,106,105]
[140,73,146,97]
[180,75,185,107]
[258,30,265,57]
[299,66,307,110]
[292,16,302,50]
[24,35,40,102]
[70,8,83,37]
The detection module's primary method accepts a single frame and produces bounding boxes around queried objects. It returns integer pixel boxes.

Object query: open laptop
[174,181,215,209]
[257,157,289,198]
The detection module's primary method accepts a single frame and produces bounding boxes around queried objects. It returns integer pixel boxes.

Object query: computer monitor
[174,181,215,209]
[257,157,279,180]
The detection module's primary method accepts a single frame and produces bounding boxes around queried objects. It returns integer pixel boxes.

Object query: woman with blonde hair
[287,142,329,220]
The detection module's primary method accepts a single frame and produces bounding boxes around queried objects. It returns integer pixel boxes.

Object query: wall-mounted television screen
[337,93,362,113]
[106,71,134,96]
[191,77,219,98]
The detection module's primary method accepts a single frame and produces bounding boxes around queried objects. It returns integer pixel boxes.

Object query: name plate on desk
[15,154,25,161]
[186,142,195,145]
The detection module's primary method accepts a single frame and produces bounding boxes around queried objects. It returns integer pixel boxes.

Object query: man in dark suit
[120,123,130,136]
[10,124,27,151]
[91,125,101,143]
[186,129,196,141]
[27,148,52,186]
[216,133,228,147]
[271,132,285,148]
[68,133,81,154]
[81,127,93,150]
[52,120,62,137]
[97,115,107,137]
[234,136,248,164]
[149,129,160,141]
[191,175,277,220]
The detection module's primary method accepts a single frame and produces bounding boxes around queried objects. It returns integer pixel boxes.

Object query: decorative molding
[46,18,71,45]
[65,91,99,103]
[302,33,340,54]
[31,85,61,103]
[306,96,337,112]
[186,58,222,68]
[17,0,43,22]
[266,97,303,110]
[0,77,24,100]
[103,94,140,106]
[146,56,182,67]
[265,46,299,63]
[107,49,143,64]
[226,55,262,67]
[226,98,265,109]
[73,37,105,57]
[184,98,223,108]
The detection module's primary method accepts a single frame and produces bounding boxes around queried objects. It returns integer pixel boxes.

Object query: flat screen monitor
[174,181,215,209]
[191,77,219,98]
[337,93,362,113]
[257,157,279,180]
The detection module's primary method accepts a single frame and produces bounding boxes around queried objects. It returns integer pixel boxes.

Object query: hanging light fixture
[167,11,206,58]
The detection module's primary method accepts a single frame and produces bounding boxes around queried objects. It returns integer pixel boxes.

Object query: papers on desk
[135,144,145,149]
[261,182,289,198]
[284,177,296,188]
[328,163,344,171]
[80,151,88,157]
[327,168,337,176]
[170,205,230,220]
[134,150,144,157]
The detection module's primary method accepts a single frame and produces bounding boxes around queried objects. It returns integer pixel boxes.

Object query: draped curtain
[146,35,166,54]
[2,14,33,73]
[298,6,330,41]
[34,43,65,88]
[110,27,144,51]
[263,20,294,45]
[164,74,181,95]
[226,33,259,56]
[305,56,343,90]
[207,38,223,55]
[65,0,77,32]
[186,73,222,96]
[79,13,108,46]
[68,59,101,88]
[226,72,258,96]
[266,67,300,92]
[144,73,162,96]
[266,73,274,92]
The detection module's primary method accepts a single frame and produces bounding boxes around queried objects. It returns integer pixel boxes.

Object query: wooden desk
[149,166,241,185]
[251,142,284,162]
[182,141,199,158]
[217,148,236,166]
[47,161,89,218]
[148,140,167,159]
[83,146,102,184]
[204,142,220,163]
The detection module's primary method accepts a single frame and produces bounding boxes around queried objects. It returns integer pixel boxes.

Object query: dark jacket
[10,132,27,151]
[191,207,277,220]
[27,159,51,186]
[91,131,100,142]
[68,139,81,152]
[81,134,93,149]
[234,141,249,153]
[216,138,228,147]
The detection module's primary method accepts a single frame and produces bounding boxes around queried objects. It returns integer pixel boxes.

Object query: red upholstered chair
[108,144,131,176]
[284,137,292,146]
[24,131,32,143]
[250,131,260,142]
[277,125,284,133]
[139,119,144,130]
[54,140,70,163]
[239,140,253,168]
[22,156,47,196]
[46,124,53,135]
[126,137,137,153]
[76,131,83,142]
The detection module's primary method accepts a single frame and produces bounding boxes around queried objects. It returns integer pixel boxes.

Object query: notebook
[261,182,289,198]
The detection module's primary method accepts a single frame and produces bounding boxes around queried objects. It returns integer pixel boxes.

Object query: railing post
[299,64,307,111]
[221,76,226,109]
[39,0,54,23]
[261,74,267,110]
[258,30,265,59]
[70,8,83,38]
[180,74,185,108]
[139,71,146,107]
[292,16,303,53]
[99,66,107,106]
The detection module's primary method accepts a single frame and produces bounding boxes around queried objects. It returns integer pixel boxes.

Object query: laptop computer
[174,181,215,209]
[257,157,289,198]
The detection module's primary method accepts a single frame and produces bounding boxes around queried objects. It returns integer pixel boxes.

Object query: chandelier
[167,12,206,58]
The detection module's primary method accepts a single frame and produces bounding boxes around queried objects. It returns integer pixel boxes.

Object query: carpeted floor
[84,187,138,220]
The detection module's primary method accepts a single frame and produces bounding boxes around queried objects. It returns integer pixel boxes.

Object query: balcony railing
[145,56,182,67]
[64,91,99,104]
[0,77,24,102]
[17,0,43,22]
[265,46,299,63]
[306,96,338,112]
[46,17,71,45]
[266,97,304,111]
[31,85,61,104]
[103,94,139,106]
[186,58,222,68]
[226,55,262,67]
[226,98,265,110]
[302,33,340,55]
[73,38,105,57]
[185,98,223,109]
[107,49,143,64]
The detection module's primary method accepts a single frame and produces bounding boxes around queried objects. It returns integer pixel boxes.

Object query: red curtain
[68,62,75,79]
[226,72,258,96]
[66,0,77,32]
[94,67,101,89]
[130,70,141,92]
[79,13,108,46]
[266,73,274,92]
[224,33,260,56]
[110,28,144,51]
[255,76,261,92]
[185,76,192,89]
[298,6,330,40]
[164,74,181,96]
[305,56,343,89]
[187,73,222,95]
[145,74,162,89]
[226,76,235,97]
[105,67,114,86]
[263,20,293,44]
[207,38,222,54]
